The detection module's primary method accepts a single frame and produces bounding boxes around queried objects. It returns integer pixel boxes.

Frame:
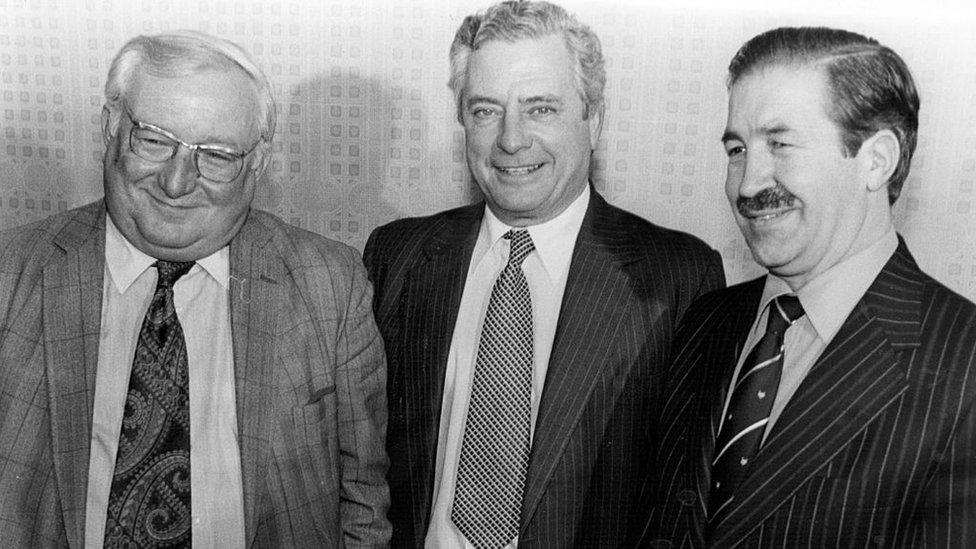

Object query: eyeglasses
[122,104,262,183]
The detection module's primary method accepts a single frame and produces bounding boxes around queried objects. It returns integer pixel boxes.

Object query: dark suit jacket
[363,190,725,547]
[0,201,391,548]
[641,238,976,547]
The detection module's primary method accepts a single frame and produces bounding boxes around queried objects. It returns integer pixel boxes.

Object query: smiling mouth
[495,163,544,176]
[743,209,794,223]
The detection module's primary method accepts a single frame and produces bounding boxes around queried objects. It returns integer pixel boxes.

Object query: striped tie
[708,294,804,521]
[452,229,535,549]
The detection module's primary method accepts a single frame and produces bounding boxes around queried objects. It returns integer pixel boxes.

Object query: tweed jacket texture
[0,201,392,547]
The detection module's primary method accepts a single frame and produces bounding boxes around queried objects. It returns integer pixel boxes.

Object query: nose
[730,149,774,199]
[158,147,199,199]
[496,111,531,154]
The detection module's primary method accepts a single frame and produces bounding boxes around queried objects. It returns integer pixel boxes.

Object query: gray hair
[104,30,276,145]
[448,0,605,122]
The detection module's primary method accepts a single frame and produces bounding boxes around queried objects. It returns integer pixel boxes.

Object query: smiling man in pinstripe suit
[641,27,976,547]
[364,1,725,547]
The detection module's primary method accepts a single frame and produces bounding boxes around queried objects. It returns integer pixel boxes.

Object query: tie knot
[766,294,804,335]
[504,230,535,268]
[154,260,195,289]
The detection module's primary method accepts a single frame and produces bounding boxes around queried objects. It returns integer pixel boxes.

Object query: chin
[747,241,798,272]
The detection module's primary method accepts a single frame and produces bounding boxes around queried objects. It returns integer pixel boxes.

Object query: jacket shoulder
[363,203,481,275]
[0,202,102,274]
[919,275,976,339]
[245,208,362,272]
[600,201,720,264]
[367,204,481,250]
[680,276,763,321]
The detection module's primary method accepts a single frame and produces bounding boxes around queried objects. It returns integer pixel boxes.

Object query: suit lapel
[400,206,481,540]
[711,240,922,544]
[685,281,763,534]
[648,278,761,544]
[518,193,645,530]
[43,202,106,548]
[228,213,284,546]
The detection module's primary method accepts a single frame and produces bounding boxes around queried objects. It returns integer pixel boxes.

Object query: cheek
[110,148,162,184]
[464,122,496,145]
[214,177,258,211]
[724,166,742,201]
[103,160,140,200]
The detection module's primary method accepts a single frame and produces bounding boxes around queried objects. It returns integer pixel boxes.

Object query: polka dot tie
[452,230,535,549]
[104,260,194,548]
[708,294,805,521]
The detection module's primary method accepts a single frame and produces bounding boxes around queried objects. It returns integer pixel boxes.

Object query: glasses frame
[121,103,262,183]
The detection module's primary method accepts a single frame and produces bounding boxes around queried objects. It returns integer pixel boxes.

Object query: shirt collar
[759,227,898,343]
[478,184,590,281]
[104,214,231,292]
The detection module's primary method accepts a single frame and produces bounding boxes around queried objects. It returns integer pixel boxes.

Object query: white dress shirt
[84,216,245,548]
[425,186,591,548]
[720,227,899,444]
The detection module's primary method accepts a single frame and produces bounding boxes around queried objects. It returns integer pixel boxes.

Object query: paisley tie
[104,260,194,548]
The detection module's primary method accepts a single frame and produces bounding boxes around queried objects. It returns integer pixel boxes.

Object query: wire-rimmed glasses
[122,104,261,183]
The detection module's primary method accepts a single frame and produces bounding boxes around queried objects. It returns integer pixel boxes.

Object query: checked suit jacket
[641,238,976,547]
[0,201,391,547]
[363,190,725,547]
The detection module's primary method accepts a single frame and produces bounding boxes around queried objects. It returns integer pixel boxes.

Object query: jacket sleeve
[332,245,393,547]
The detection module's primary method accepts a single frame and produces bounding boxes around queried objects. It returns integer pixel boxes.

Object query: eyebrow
[519,94,562,105]
[465,94,563,106]
[720,123,792,144]
[135,120,246,153]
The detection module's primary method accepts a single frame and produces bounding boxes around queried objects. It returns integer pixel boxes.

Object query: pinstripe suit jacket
[641,238,976,547]
[0,201,391,548]
[363,190,725,547]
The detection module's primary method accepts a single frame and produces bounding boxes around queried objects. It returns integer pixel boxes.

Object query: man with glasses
[123,102,264,184]
[0,31,391,547]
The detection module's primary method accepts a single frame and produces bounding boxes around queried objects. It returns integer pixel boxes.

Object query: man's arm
[914,330,976,545]
[913,394,976,545]
[332,245,392,546]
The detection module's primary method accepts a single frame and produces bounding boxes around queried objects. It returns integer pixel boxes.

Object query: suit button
[678,489,697,506]
[648,540,673,548]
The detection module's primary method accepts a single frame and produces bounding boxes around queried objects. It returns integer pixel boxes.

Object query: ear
[248,140,273,180]
[101,106,118,146]
[858,129,900,194]
[587,101,605,149]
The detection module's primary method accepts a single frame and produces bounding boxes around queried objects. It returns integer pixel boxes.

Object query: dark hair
[448,0,605,122]
[728,27,919,204]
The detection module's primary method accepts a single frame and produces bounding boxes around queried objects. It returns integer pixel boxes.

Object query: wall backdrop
[3,0,976,299]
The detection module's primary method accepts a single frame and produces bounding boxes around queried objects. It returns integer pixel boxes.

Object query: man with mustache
[639,27,976,546]
[363,1,724,546]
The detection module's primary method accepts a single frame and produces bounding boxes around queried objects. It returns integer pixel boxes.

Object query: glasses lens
[196,148,244,183]
[130,126,178,162]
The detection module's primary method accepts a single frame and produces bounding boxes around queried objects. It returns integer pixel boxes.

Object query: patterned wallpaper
[2,0,976,299]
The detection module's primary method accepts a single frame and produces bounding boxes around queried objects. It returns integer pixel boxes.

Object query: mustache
[736,185,797,216]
